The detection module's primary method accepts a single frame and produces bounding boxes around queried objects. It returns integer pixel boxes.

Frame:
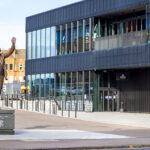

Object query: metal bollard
[68,101,70,118]
[75,102,77,118]
[61,98,63,117]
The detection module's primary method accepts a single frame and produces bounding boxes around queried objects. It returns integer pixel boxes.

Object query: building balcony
[95,30,146,51]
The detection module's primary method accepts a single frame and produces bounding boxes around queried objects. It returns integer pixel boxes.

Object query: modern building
[2,49,26,96]
[26,0,150,113]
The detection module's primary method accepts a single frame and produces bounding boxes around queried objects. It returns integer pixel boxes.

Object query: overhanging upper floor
[26,43,150,75]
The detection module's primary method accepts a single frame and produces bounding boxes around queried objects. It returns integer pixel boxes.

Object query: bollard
[68,101,70,118]
[44,99,46,113]
[75,101,78,118]
[49,98,51,114]
[61,98,63,117]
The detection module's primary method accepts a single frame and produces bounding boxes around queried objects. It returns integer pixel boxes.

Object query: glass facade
[27,18,93,60]
[26,3,149,113]
[32,31,36,59]
[27,32,31,60]
[46,28,50,57]
[28,71,93,110]
[37,30,41,59]
[51,27,56,56]
[41,29,46,58]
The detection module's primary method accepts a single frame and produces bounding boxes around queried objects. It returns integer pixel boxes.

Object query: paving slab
[0,129,130,141]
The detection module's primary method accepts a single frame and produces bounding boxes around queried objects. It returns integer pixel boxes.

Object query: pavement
[56,111,150,128]
[1,110,150,149]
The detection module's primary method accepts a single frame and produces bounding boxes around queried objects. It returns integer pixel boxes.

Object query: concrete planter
[0,110,15,135]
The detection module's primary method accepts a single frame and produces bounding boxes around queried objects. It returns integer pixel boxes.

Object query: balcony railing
[95,30,146,50]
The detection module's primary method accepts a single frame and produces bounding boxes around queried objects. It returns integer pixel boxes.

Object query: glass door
[99,88,120,112]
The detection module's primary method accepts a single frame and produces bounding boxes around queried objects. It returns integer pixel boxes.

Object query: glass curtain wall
[79,21,83,52]
[32,31,36,59]
[56,26,61,56]
[67,24,71,54]
[51,27,56,56]
[27,75,32,97]
[45,74,50,98]
[72,72,77,95]
[27,71,93,111]
[31,75,36,98]
[35,75,40,98]
[41,74,45,98]
[50,73,55,97]
[27,32,31,60]
[66,72,71,96]
[90,71,94,100]
[41,29,46,58]
[61,73,66,96]
[61,25,66,55]
[37,30,41,59]
[78,72,83,96]
[85,19,90,51]
[56,73,61,97]
[73,22,77,53]
[84,71,89,99]
[46,28,50,57]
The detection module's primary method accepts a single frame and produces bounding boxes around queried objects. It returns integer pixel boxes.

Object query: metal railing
[0,94,93,118]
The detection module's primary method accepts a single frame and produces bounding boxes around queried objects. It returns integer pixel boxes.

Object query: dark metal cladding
[26,51,94,75]
[26,0,148,32]
[26,44,150,75]
[94,44,150,70]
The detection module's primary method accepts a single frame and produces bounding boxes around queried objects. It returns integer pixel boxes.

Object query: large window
[79,21,83,53]
[56,26,60,56]
[56,73,61,96]
[51,27,56,56]
[72,72,77,95]
[78,72,83,95]
[90,71,94,96]
[50,73,55,97]
[32,31,36,59]
[46,28,50,57]
[61,73,66,96]
[31,75,36,98]
[9,64,13,71]
[41,74,45,97]
[67,24,71,54]
[27,32,31,60]
[45,74,50,98]
[35,74,40,98]
[61,25,66,55]
[37,30,41,58]
[73,22,77,53]
[27,75,32,96]
[84,71,89,96]
[41,29,45,58]
[85,19,90,51]
[66,72,71,96]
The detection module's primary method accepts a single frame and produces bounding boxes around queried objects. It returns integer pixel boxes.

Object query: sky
[0,0,81,50]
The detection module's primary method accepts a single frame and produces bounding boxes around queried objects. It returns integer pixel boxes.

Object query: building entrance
[99,88,120,112]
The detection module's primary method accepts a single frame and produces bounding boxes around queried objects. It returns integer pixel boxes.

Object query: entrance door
[99,88,120,112]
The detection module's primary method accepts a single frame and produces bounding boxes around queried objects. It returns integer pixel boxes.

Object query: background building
[2,49,25,96]
[26,0,150,113]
